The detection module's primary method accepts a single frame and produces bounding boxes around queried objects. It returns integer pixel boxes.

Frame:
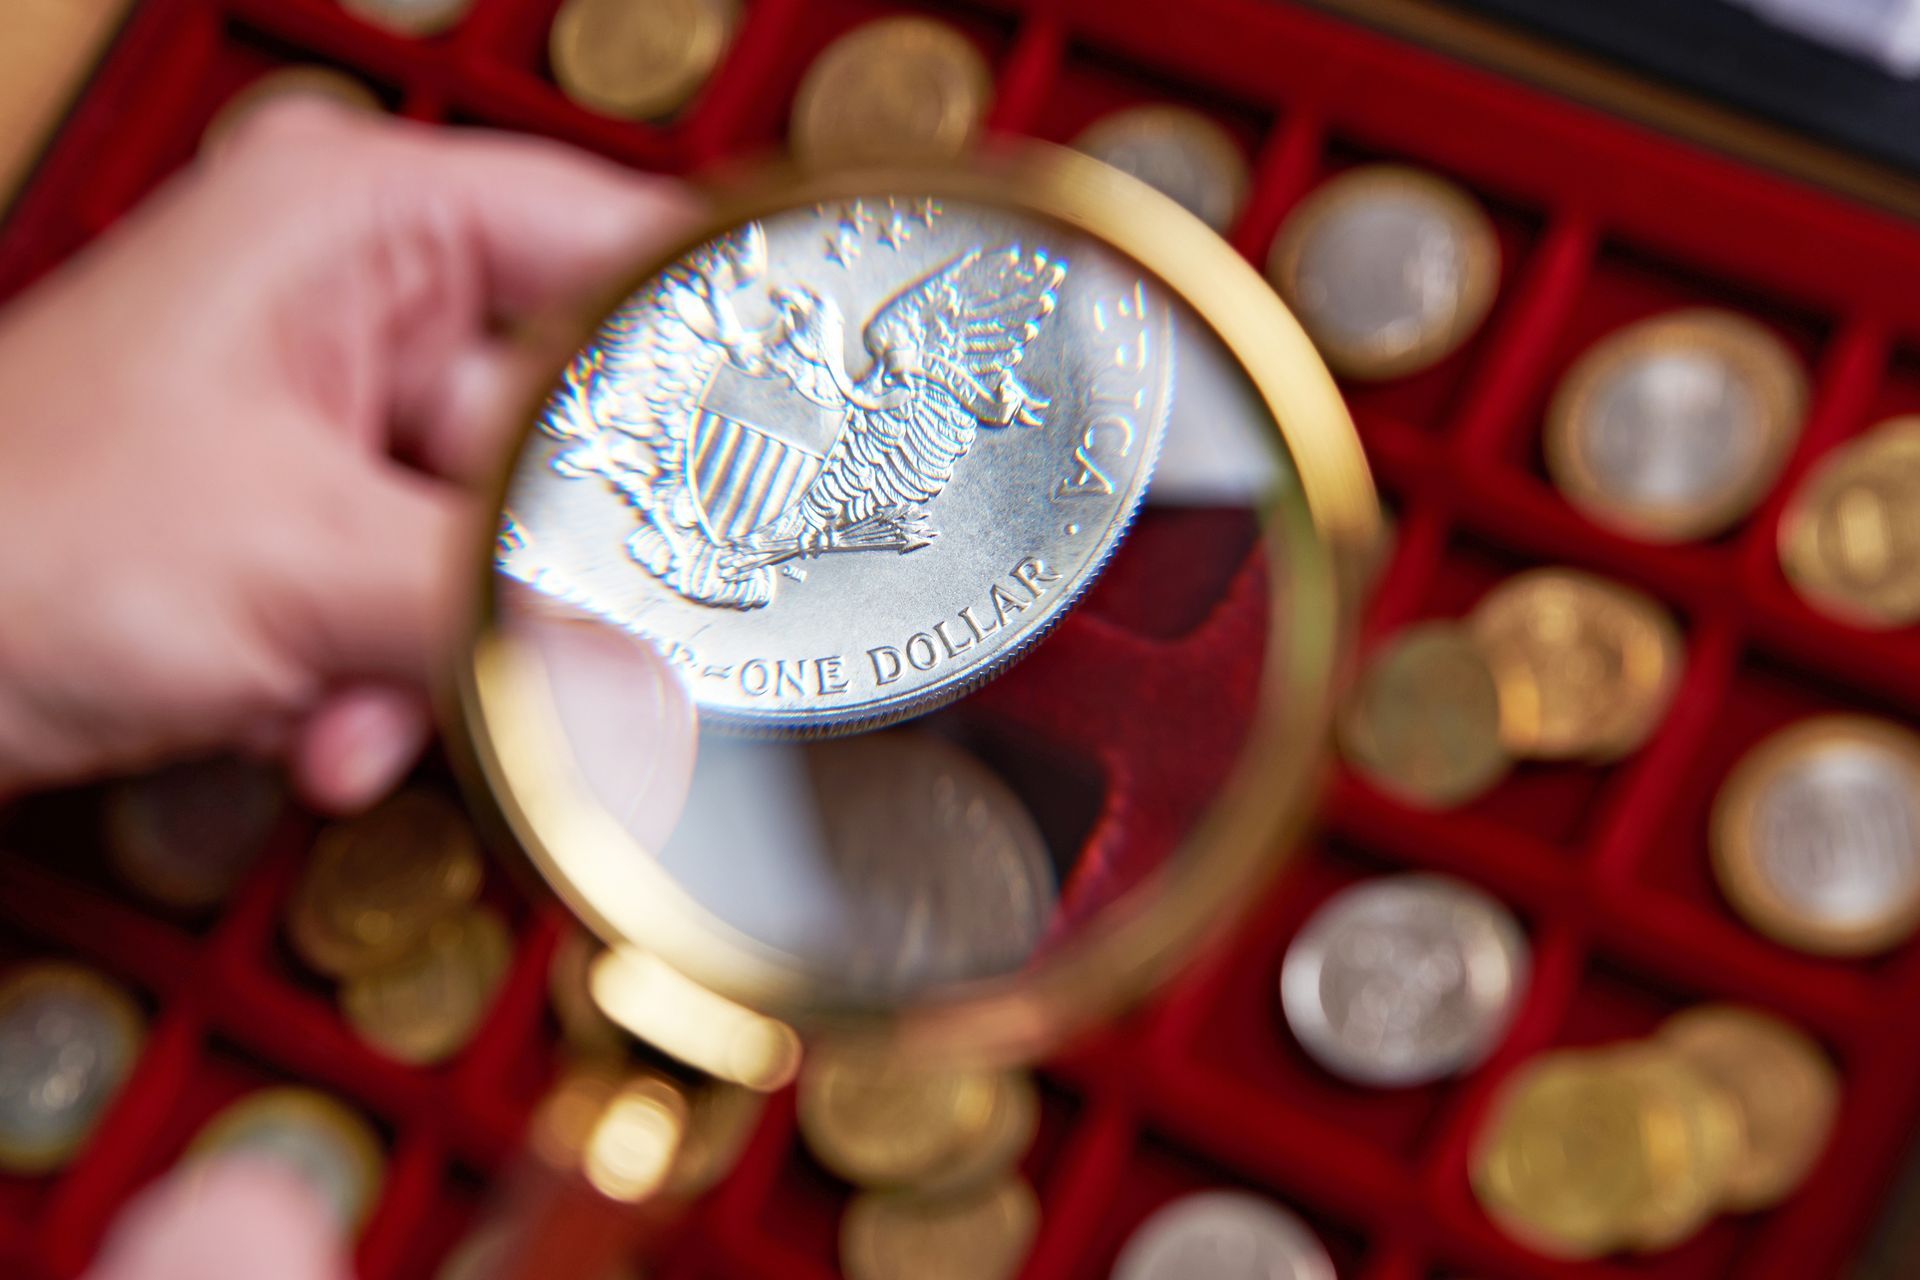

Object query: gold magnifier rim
[451,144,1379,1065]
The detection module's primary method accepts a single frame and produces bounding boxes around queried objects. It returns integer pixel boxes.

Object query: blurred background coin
[1712,715,1920,955]
[1657,1004,1837,1211]
[340,905,513,1065]
[1112,1189,1336,1280]
[1546,309,1807,543]
[287,788,484,978]
[1281,873,1528,1087]
[0,962,143,1174]
[1780,416,1920,629]
[790,16,990,167]
[1072,104,1249,233]
[549,0,736,120]
[1469,568,1683,762]
[840,1177,1037,1280]
[186,1086,385,1231]
[1338,621,1511,808]
[798,1045,1001,1188]
[1268,165,1499,381]
[340,0,473,37]
[105,755,283,910]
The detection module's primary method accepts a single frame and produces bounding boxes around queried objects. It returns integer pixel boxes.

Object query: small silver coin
[0,964,143,1172]
[1751,743,1920,927]
[502,197,1171,733]
[1280,873,1527,1087]
[1112,1190,1336,1280]
[1072,105,1250,233]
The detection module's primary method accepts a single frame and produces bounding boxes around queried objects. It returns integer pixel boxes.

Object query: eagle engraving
[536,222,1068,610]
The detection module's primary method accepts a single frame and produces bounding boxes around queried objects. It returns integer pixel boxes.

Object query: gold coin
[105,756,283,910]
[841,1178,1039,1280]
[1658,1004,1837,1211]
[797,1043,1000,1187]
[1472,1049,1654,1259]
[1610,1044,1741,1252]
[549,926,627,1057]
[1267,165,1499,381]
[0,963,144,1174]
[340,906,513,1065]
[1712,715,1920,955]
[1780,416,1920,629]
[340,0,473,37]
[201,67,382,157]
[187,1087,384,1230]
[1338,622,1510,808]
[549,0,736,121]
[790,16,991,168]
[1545,309,1807,543]
[1469,568,1683,762]
[1072,105,1250,233]
[914,1070,1039,1196]
[288,789,484,978]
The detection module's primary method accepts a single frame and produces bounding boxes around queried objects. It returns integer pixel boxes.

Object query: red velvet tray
[7,1,1920,1278]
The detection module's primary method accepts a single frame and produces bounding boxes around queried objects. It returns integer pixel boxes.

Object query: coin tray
[8,0,1920,1277]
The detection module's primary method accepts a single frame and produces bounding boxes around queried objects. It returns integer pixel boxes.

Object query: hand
[0,99,692,811]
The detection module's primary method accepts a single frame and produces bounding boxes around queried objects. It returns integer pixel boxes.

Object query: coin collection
[796,1043,1041,1280]
[285,788,509,1066]
[1340,567,1682,807]
[1473,1003,1837,1258]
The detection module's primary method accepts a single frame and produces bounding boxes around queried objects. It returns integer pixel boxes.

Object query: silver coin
[1752,743,1920,926]
[1279,873,1527,1087]
[1579,349,1762,508]
[1073,106,1250,233]
[501,196,1171,733]
[1113,1190,1336,1280]
[1290,198,1466,358]
[0,965,142,1172]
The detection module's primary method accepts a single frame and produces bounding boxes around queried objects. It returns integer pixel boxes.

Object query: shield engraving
[689,363,847,544]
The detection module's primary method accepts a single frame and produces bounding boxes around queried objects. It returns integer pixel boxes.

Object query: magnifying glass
[449,145,1377,1267]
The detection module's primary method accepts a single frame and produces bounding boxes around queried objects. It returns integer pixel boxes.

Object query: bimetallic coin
[1780,417,1920,629]
[1712,716,1920,955]
[0,963,143,1174]
[840,1178,1038,1280]
[105,756,283,909]
[791,17,991,167]
[1280,874,1529,1087]
[798,1043,1000,1187]
[1469,569,1683,762]
[288,789,485,978]
[1112,1190,1336,1280]
[340,906,514,1065]
[201,67,381,156]
[1338,622,1511,808]
[502,197,1171,733]
[1546,309,1807,543]
[340,0,473,37]
[549,0,736,120]
[1658,1004,1836,1211]
[1072,105,1250,234]
[186,1087,384,1230]
[1268,165,1499,381]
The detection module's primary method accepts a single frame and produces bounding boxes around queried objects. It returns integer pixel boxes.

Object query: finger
[84,1157,352,1280]
[392,332,574,487]
[291,682,433,813]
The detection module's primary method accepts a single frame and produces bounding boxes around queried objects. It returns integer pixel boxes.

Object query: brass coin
[340,0,473,37]
[201,67,382,157]
[0,963,144,1174]
[1469,568,1683,762]
[1658,1004,1837,1211]
[1780,416,1920,629]
[1712,716,1920,955]
[1267,165,1499,381]
[797,1043,1000,1187]
[340,906,514,1065]
[841,1178,1039,1280]
[288,789,484,978]
[1611,1044,1742,1252]
[187,1087,385,1230]
[1338,622,1511,808]
[105,756,283,909]
[1545,309,1807,543]
[549,0,736,121]
[549,926,627,1057]
[913,1070,1039,1196]
[790,16,991,168]
[1072,105,1250,233]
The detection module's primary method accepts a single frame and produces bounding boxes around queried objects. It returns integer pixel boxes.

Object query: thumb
[84,1157,353,1280]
